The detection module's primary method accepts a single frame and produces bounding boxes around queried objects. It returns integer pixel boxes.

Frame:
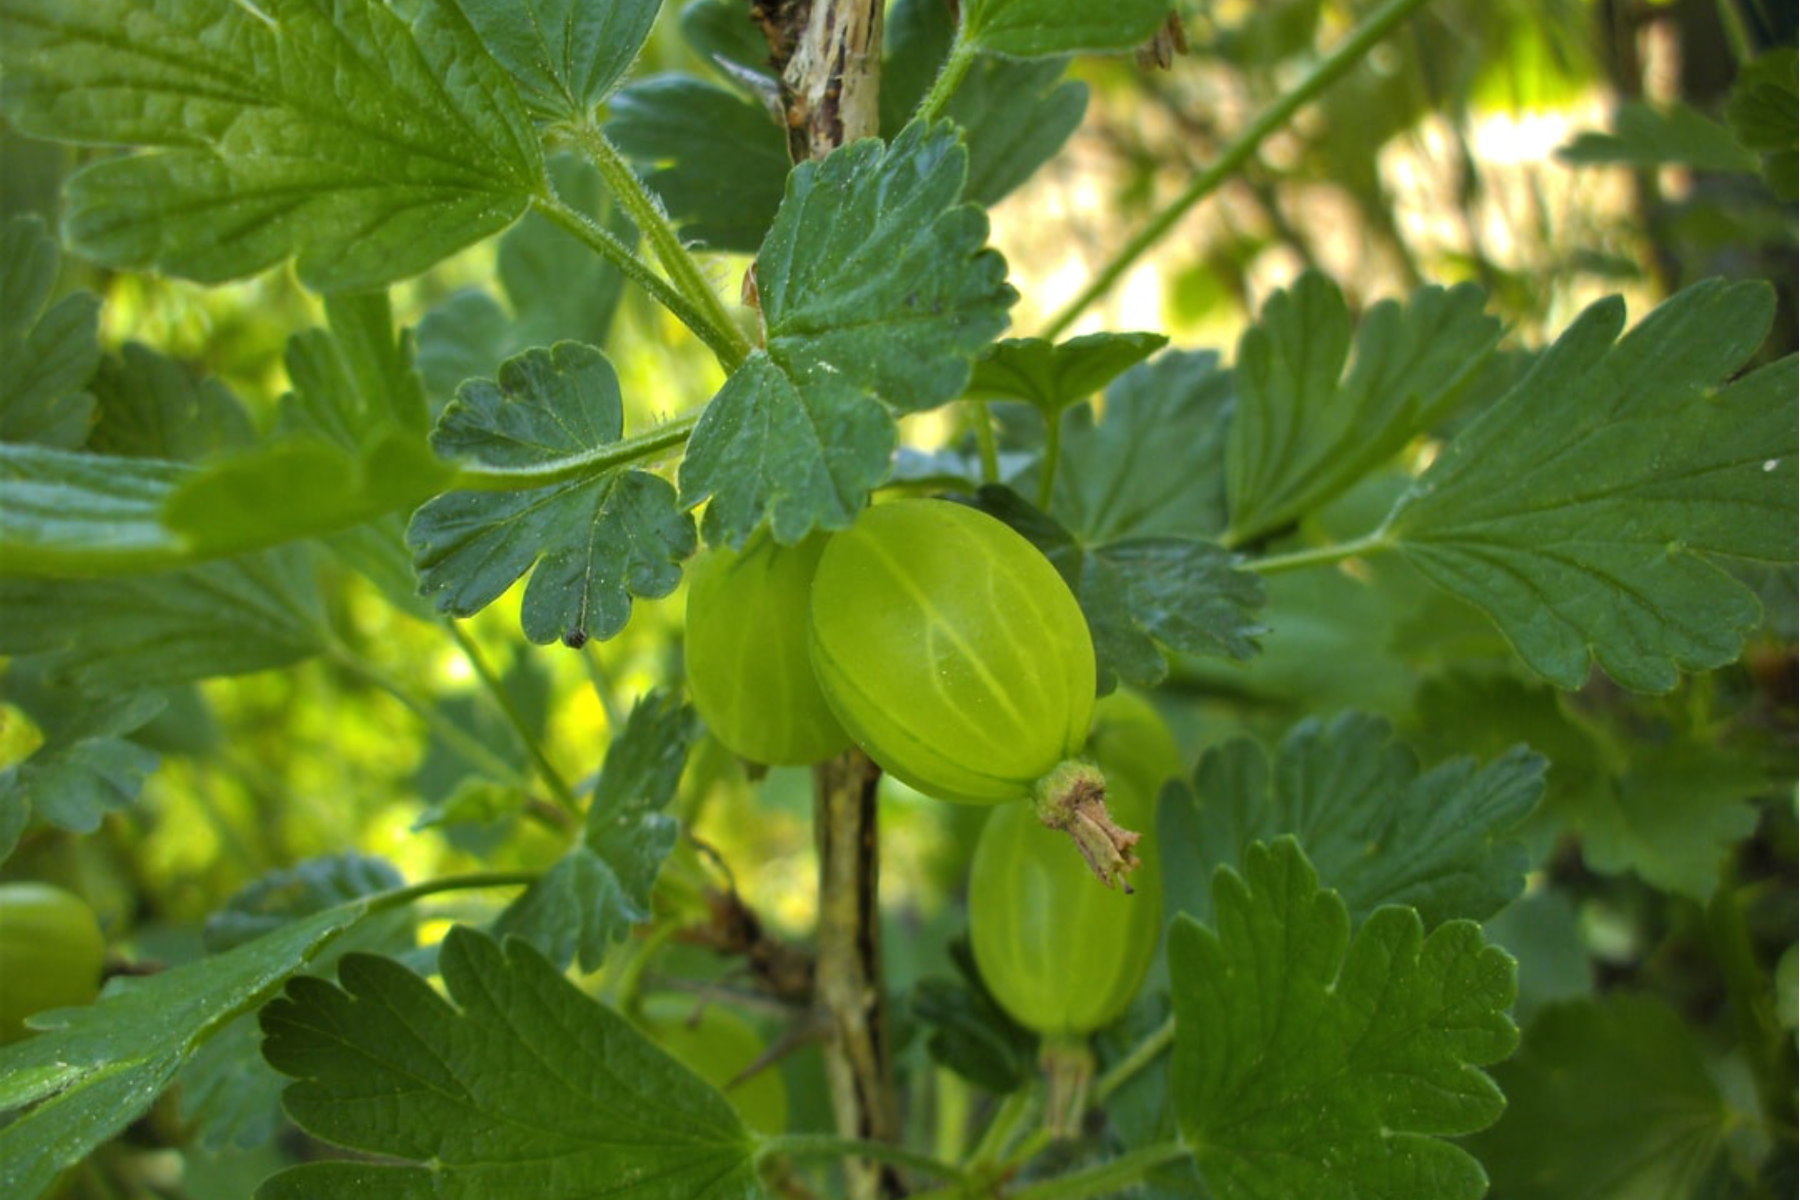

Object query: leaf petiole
[913,37,978,125]
[1244,529,1395,575]
[563,120,753,370]
[448,414,698,493]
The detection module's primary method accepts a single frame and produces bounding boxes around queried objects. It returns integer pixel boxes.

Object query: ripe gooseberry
[0,881,105,1043]
[807,498,1139,886]
[684,530,851,766]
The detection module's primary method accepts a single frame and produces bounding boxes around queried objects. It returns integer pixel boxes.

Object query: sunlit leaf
[0,691,162,862]
[448,0,659,123]
[0,0,542,290]
[680,122,1015,547]
[409,343,695,645]
[0,904,376,1200]
[496,693,695,971]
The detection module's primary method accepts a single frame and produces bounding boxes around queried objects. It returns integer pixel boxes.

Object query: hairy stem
[913,37,976,125]
[533,192,748,369]
[1041,0,1438,338]
[565,121,752,368]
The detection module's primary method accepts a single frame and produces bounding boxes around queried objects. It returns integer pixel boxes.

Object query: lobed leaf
[1160,712,1545,931]
[447,0,660,123]
[1170,839,1518,1200]
[409,343,695,645]
[960,0,1174,58]
[1226,271,1501,545]
[180,854,415,1152]
[258,925,764,1199]
[979,485,1264,690]
[1725,48,1798,200]
[0,547,328,688]
[967,332,1169,420]
[1558,102,1760,173]
[1468,995,1734,1200]
[0,215,99,449]
[0,0,542,291]
[164,293,451,559]
[0,904,375,1200]
[1050,348,1235,542]
[0,691,163,863]
[87,342,256,462]
[681,123,1015,547]
[608,75,793,255]
[0,443,189,575]
[496,692,695,971]
[1382,279,1799,692]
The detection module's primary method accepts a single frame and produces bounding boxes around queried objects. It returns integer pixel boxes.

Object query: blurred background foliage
[0,0,1794,1196]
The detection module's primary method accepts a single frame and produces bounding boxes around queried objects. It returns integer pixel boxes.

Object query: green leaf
[911,937,1038,1094]
[1169,839,1517,1200]
[447,0,659,123]
[496,693,695,971]
[1468,995,1734,1200]
[0,547,328,688]
[177,855,415,1152]
[1050,349,1234,541]
[0,691,163,862]
[882,0,1090,207]
[408,343,696,645]
[678,352,898,548]
[1559,101,1760,174]
[417,155,633,402]
[1226,272,1501,545]
[1725,48,1799,201]
[979,485,1265,690]
[0,443,190,575]
[258,925,764,1200]
[0,902,374,1200]
[1569,735,1766,900]
[0,215,98,448]
[164,294,452,558]
[961,0,1174,58]
[1160,713,1545,931]
[86,343,256,461]
[680,122,1015,547]
[1382,280,1799,692]
[967,332,1168,420]
[0,0,542,291]
[608,75,792,255]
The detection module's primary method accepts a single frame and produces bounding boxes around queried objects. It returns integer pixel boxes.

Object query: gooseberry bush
[0,1,1795,1198]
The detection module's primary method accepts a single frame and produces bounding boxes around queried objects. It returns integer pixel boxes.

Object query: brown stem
[750,5,897,1192]
[812,748,903,1198]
